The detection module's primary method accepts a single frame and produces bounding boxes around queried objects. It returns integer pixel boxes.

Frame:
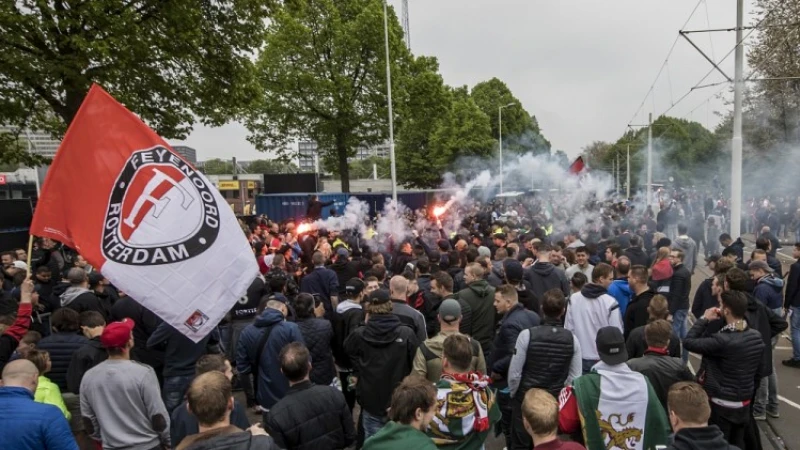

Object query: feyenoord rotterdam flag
[30,85,258,342]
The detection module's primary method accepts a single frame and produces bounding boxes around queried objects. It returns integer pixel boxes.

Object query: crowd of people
[1,188,798,450]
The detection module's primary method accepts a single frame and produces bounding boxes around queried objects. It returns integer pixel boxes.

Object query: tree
[396,86,495,188]
[247,159,299,174]
[581,141,614,167]
[551,150,569,169]
[245,0,409,192]
[0,0,272,164]
[348,156,390,179]
[202,158,233,175]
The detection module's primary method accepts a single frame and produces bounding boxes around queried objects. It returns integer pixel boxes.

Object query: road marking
[779,395,800,411]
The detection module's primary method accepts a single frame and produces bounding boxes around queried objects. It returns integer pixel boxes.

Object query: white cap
[12,260,28,270]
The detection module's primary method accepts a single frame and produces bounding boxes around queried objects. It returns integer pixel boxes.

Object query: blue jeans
[792,306,800,361]
[582,359,599,374]
[672,309,689,364]
[163,375,193,414]
[362,410,389,440]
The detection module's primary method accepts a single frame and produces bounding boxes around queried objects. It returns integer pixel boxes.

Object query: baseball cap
[366,289,391,304]
[748,260,774,273]
[101,318,135,349]
[477,246,491,257]
[504,259,524,283]
[11,260,28,270]
[345,278,365,297]
[336,247,350,258]
[596,326,628,365]
[439,299,462,323]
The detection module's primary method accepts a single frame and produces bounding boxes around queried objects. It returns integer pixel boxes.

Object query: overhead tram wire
[622,0,705,133]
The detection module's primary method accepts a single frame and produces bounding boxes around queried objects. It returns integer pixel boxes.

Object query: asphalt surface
[237,238,800,449]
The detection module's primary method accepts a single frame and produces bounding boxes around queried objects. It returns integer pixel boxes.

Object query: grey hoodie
[60,286,91,307]
[672,235,697,272]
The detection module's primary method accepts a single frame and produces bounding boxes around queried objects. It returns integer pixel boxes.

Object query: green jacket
[363,421,437,450]
[35,375,70,419]
[456,280,496,355]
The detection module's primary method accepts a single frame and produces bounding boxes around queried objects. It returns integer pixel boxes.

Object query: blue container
[255,193,350,223]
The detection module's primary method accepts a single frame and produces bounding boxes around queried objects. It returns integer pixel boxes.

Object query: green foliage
[396,86,495,188]
[202,158,233,175]
[0,0,271,164]
[348,156,390,179]
[0,132,50,166]
[245,0,409,193]
[247,159,299,174]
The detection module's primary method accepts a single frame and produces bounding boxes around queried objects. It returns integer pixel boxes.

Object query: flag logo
[184,309,209,332]
[102,146,221,265]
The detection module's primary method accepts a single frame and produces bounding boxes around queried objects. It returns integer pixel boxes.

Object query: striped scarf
[428,372,494,445]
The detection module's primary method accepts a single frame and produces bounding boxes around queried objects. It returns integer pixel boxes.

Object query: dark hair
[575,246,588,256]
[196,354,229,375]
[629,265,648,285]
[280,342,310,383]
[719,233,732,243]
[416,257,431,274]
[720,290,748,318]
[670,248,685,262]
[677,224,688,235]
[294,293,316,319]
[432,271,454,293]
[570,272,588,290]
[713,258,733,275]
[721,247,738,257]
[51,308,80,333]
[187,372,232,426]
[79,311,106,329]
[369,264,387,281]
[268,274,287,294]
[388,375,437,425]
[35,265,51,275]
[724,268,749,292]
[607,245,621,258]
[542,289,566,318]
[442,334,473,372]
[755,237,770,251]
[629,235,641,247]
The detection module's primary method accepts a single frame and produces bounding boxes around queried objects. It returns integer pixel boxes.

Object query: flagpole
[25,235,34,277]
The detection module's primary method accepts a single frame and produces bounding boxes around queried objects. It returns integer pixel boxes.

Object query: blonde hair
[647,295,669,321]
[522,389,559,436]
[653,247,670,265]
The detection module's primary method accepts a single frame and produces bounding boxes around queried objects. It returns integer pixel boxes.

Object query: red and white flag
[31,85,258,342]
[568,156,585,175]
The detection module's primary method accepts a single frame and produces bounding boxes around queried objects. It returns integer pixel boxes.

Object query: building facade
[171,145,198,164]
[297,140,389,173]
[0,126,61,158]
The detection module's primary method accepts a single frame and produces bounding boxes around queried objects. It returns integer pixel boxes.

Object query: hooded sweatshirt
[667,425,739,450]
[565,284,623,360]
[526,262,570,300]
[59,286,108,319]
[672,235,697,273]
[607,278,633,317]
[753,274,785,310]
[363,421,437,450]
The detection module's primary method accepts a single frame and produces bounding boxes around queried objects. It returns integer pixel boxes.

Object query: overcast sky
[175,0,754,161]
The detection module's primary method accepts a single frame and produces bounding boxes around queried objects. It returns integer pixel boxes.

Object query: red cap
[101,318,135,349]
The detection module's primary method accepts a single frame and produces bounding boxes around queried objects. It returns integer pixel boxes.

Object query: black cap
[596,326,628,365]
[345,278,365,297]
[493,232,507,241]
[366,289,391,304]
[504,259,524,283]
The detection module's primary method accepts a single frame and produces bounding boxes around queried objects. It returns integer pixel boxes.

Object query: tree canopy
[245,0,409,193]
[0,0,272,165]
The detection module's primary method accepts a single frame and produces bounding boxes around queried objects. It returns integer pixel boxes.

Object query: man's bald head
[389,276,408,299]
[1,359,39,391]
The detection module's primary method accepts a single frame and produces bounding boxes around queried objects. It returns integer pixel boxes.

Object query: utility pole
[647,113,653,206]
[498,103,514,194]
[616,152,620,194]
[382,0,398,203]
[626,144,631,199]
[731,0,744,238]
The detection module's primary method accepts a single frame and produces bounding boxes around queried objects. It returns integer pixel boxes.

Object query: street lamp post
[382,0,397,203]
[498,103,514,194]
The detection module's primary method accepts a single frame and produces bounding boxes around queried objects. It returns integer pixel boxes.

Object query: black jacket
[666,425,741,450]
[37,331,87,391]
[66,336,107,394]
[265,381,356,450]
[785,260,800,308]
[683,318,765,402]
[456,280,496,357]
[231,276,266,321]
[333,303,364,369]
[525,262,569,300]
[60,289,109,320]
[668,264,691,314]
[343,314,418,416]
[623,289,655,338]
[691,278,716,321]
[307,199,333,221]
[489,304,540,378]
[625,247,650,268]
[627,351,694,414]
[147,322,219,378]
[296,317,336,386]
[110,295,164,369]
[329,260,360,296]
[725,238,745,263]
[626,325,682,359]
[515,281,540,315]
